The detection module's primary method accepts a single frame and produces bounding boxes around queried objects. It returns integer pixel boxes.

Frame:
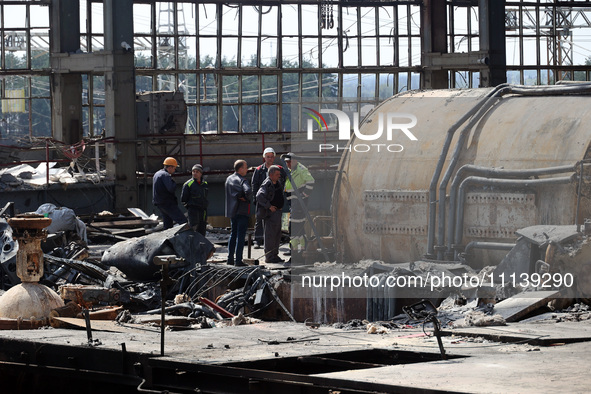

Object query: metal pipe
[463,241,516,255]
[432,82,591,260]
[434,85,511,259]
[444,163,577,259]
[427,84,509,258]
[453,174,574,257]
[576,161,584,232]
[45,139,50,186]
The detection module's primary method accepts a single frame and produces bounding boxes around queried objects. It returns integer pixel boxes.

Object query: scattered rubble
[0,204,286,332]
[367,322,390,334]
[2,201,591,336]
[0,162,104,190]
[462,311,506,327]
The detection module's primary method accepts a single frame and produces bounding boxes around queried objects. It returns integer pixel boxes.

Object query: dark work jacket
[181,178,208,210]
[225,172,252,218]
[256,177,284,211]
[152,168,177,206]
[252,164,286,202]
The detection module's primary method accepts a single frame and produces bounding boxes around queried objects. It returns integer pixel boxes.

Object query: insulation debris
[462,311,506,327]
[0,162,104,189]
[366,322,390,334]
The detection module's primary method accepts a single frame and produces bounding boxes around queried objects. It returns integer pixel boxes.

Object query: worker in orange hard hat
[152,157,188,229]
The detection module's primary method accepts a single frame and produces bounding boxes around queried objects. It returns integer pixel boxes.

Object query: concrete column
[103,0,138,210]
[421,0,448,89]
[50,0,82,144]
[479,0,507,87]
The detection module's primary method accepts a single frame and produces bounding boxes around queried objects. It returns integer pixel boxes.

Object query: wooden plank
[50,317,140,333]
[492,290,560,322]
[0,318,47,330]
[109,228,147,237]
[133,315,194,327]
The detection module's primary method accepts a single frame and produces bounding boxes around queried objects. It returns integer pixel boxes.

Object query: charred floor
[1,208,591,393]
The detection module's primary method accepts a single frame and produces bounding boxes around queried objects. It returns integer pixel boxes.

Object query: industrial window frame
[3,1,591,138]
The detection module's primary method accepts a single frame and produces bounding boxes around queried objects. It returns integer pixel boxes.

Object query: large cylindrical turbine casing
[332,87,591,265]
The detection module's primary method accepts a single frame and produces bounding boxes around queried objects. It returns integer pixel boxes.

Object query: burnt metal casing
[333,87,591,266]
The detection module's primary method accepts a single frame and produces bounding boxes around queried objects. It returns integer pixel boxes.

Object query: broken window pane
[222,5,240,36]
[179,73,196,104]
[301,5,319,36]
[32,98,51,138]
[136,75,153,93]
[30,5,49,28]
[241,105,258,132]
[158,74,177,91]
[180,2,197,36]
[3,5,26,29]
[261,6,278,36]
[90,2,104,35]
[282,37,299,68]
[200,105,217,132]
[261,75,278,103]
[31,29,50,69]
[282,5,299,36]
[321,37,339,68]
[302,38,319,68]
[134,4,152,35]
[360,74,376,98]
[242,75,259,103]
[261,105,277,132]
[157,36,176,69]
[93,75,105,106]
[186,105,197,134]
[262,37,277,67]
[201,73,217,102]
[223,105,239,131]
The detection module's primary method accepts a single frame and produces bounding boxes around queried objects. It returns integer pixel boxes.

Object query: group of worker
[152,147,314,267]
[152,157,208,235]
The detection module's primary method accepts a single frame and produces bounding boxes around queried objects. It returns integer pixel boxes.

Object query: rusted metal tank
[0,216,64,326]
[0,282,64,320]
[333,84,591,266]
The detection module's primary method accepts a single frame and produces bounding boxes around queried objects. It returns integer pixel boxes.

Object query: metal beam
[421,0,448,89]
[479,0,507,86]
[50,0,82,145]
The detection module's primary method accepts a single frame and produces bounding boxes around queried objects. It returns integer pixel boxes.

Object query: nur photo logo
[304,107,418,153]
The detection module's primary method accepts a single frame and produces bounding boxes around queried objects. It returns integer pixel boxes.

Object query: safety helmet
[263,147,275,156]
[163,157,179,167]
[283,152,295,161]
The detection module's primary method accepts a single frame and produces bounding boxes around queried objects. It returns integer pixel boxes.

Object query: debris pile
[0,204,292,332]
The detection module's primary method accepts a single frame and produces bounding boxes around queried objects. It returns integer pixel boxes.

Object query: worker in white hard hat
[251,147,286,248]
[153,157,188,230]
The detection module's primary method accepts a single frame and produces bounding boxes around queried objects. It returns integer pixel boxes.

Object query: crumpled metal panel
[101,226,214,281]
[0,219,18,285]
